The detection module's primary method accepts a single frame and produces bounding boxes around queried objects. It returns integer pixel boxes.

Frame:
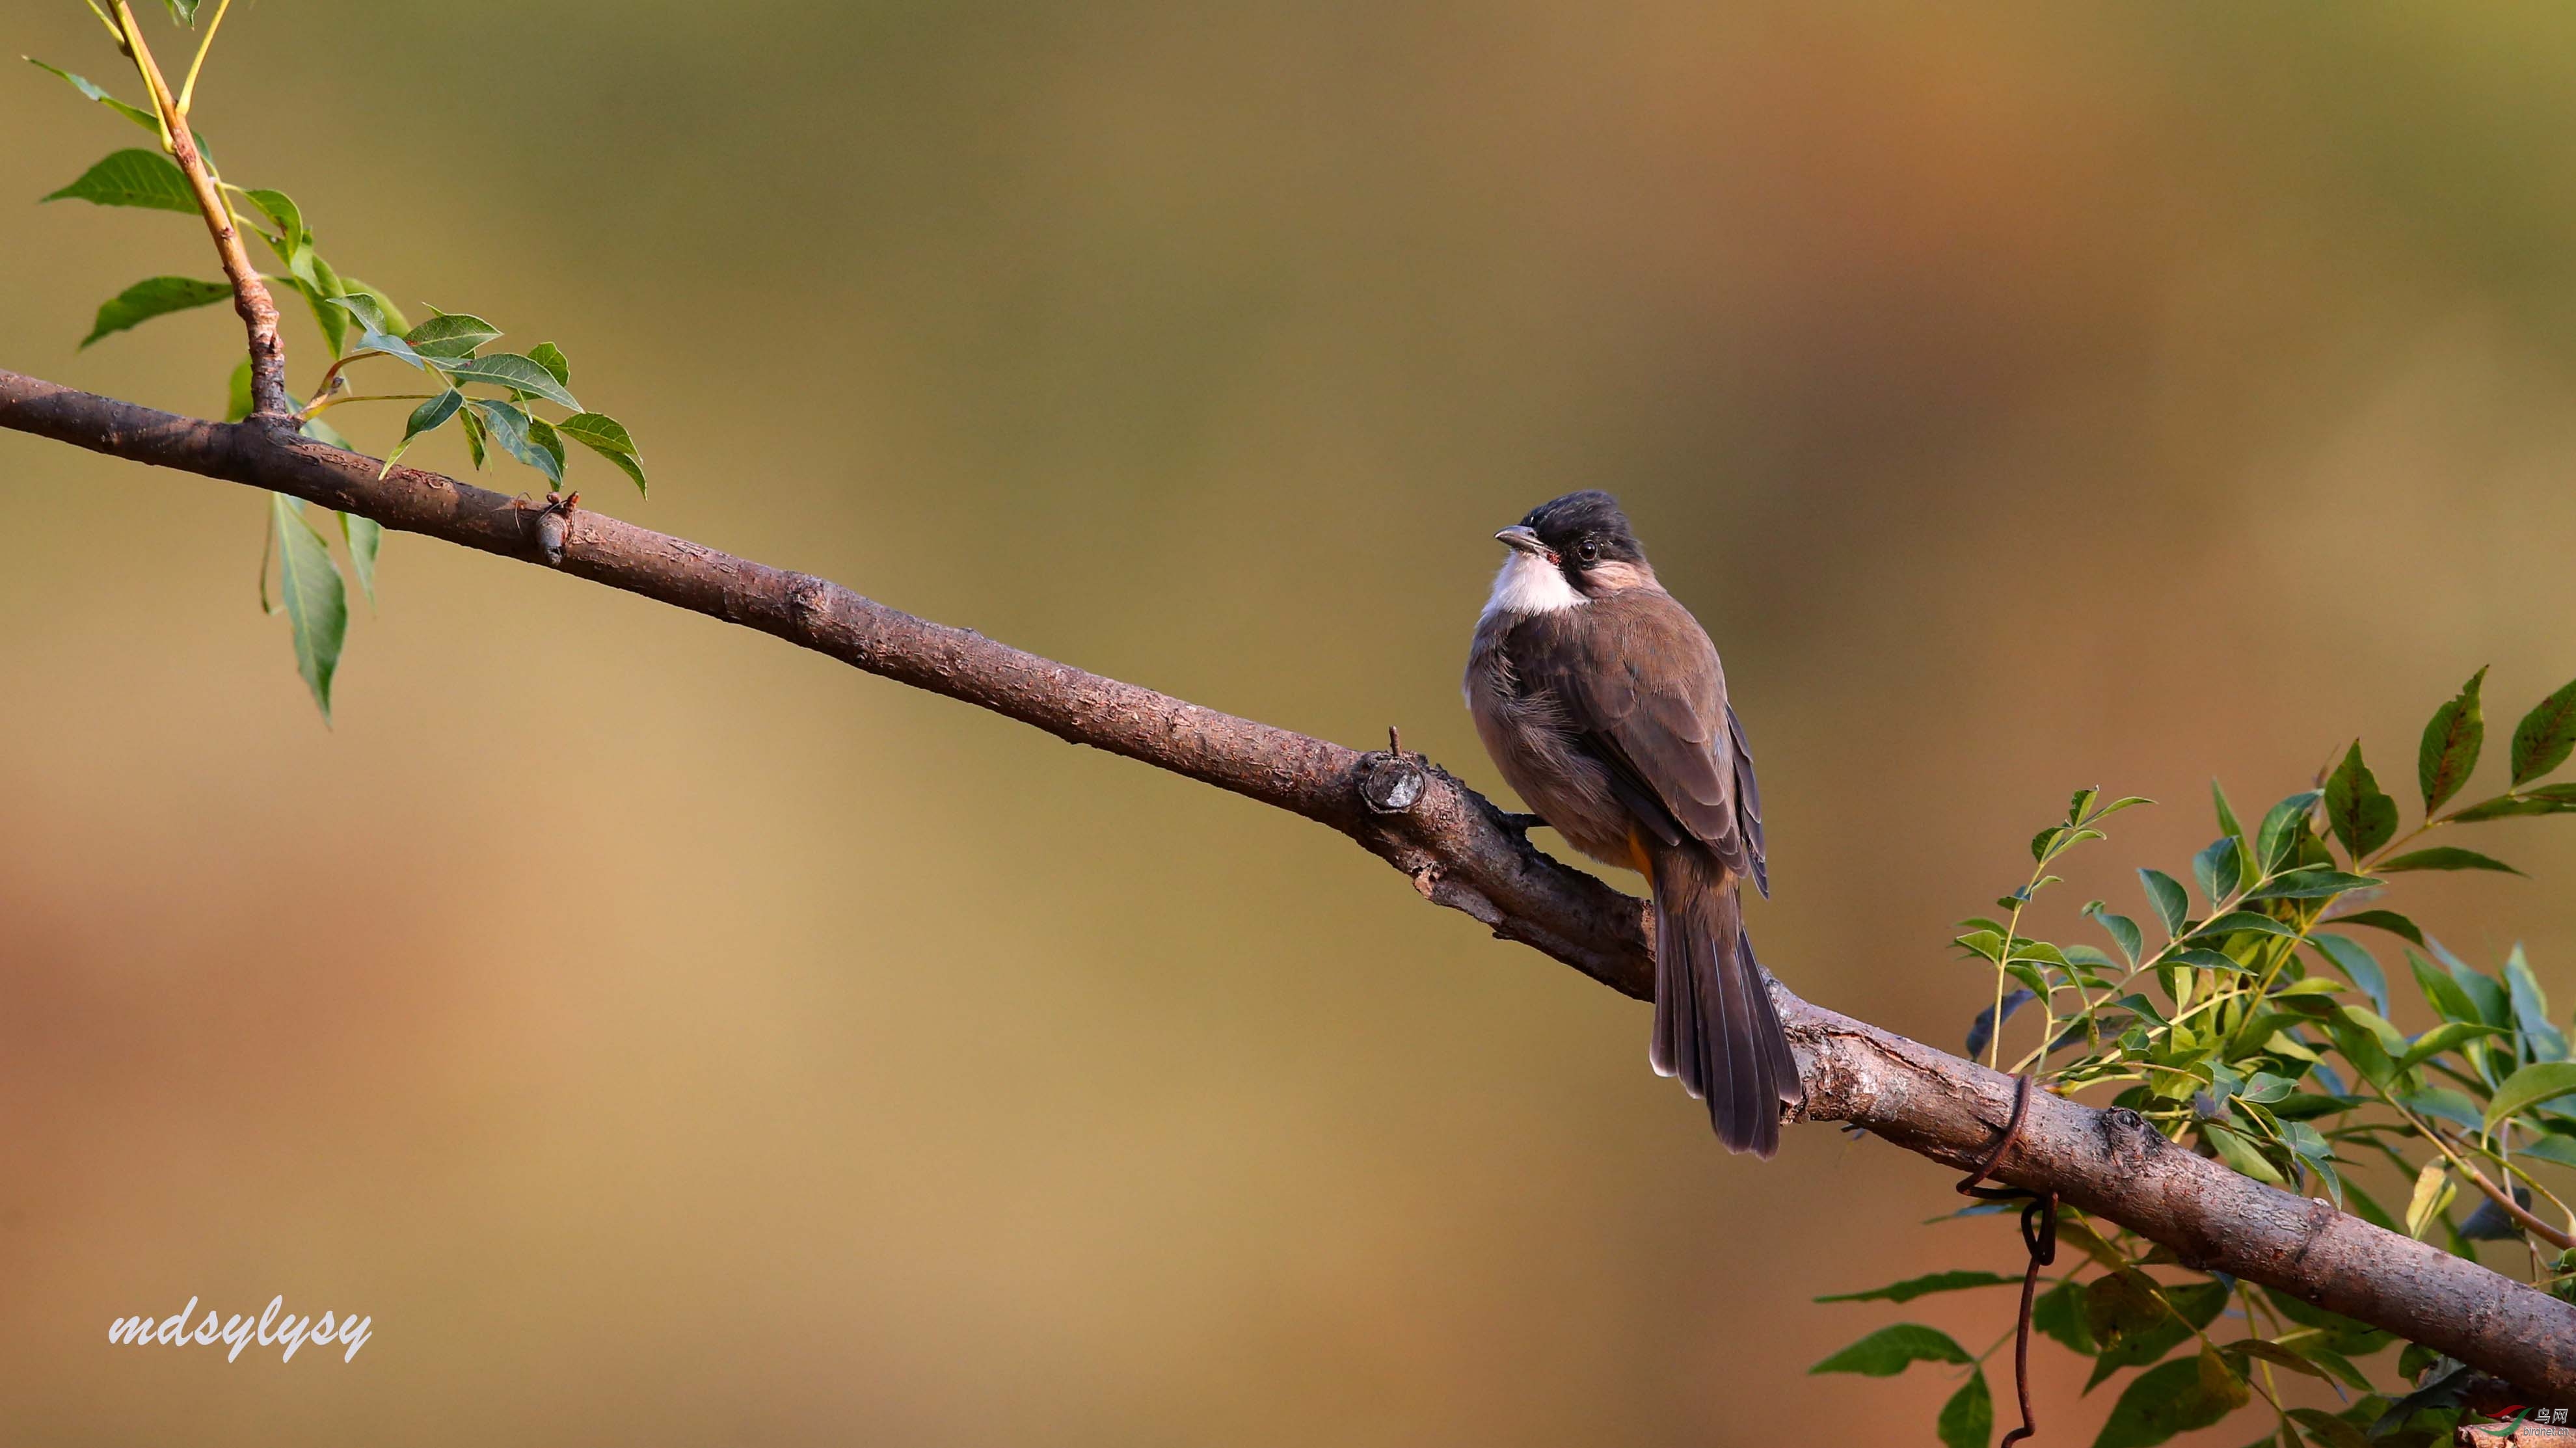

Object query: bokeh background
[6,3,2576,1443]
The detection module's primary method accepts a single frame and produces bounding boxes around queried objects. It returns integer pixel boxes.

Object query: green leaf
[2032,1277,2097,1352]
[2376,846,2523,876]
[1808,1322,1970,1376]
[442,352,582,410]
[2200,911,2301,941]
[2205,1123,2287,1183]
[2447,786,2576,822]
[2213,779,2248,850]
[2329,909,2424,947]
[2523,1134,2576,1168]
[2139,869,2188,938]
[336,280,409,336]
[2081,1272,2184,1360]
[2512,678,2576,785]
[2288,1340,2376,1395]
[2255,791,2323,872]
[2093,1347,2248,1448]
[44,148,195,213]
[2287,1410,2370,1448]
[1816,1270,2019,1304]
[2244,868,2379,902]
[466,399,562,484]
[2087,901,2144,965]
[2261,1290,2389,1356]
[269,493,347,723]
[224,358,253,423]
[340,511,381,608]
[2266,978,2343,1000]
[2393,1022,2508,1076]
[2324,742,2399,861]
[165,0,202,22]
[326,297,430,371]
[2435,943,2513,1025]
[326,289,389,336]
[2504,944,2568,1062]
[2485,1062,2576,1131]
[2400,1084,2487,1133]
[2419,667,2488,813]
[293,271,349,357]
[1940,1367,1993,1448]
[2194,837,2242,907]
[24,58,159,132]
[557,411,648,496]
[2240,1071,2297,1103]
[78,276,230,348]
[2225,1339,2330,1381]
[2327,1008,2400,1088]
[2170,947,2256,975]
[2086,1274,2229,1385]
[528,342,570,388]
[383,390,464,474]
[405,312,502,360]
[526,414,568,481]
[2411,949,2486,1026]
[458,401,489,469]
[241,188,306,250]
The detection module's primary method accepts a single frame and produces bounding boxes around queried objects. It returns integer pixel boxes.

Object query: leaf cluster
[1834,671,2576,1446]
[30,21,651,721]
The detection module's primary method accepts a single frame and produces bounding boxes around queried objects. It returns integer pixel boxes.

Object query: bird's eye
[1576,539,1600,564]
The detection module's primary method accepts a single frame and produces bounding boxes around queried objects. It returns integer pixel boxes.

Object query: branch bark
[4,366,2573,1400]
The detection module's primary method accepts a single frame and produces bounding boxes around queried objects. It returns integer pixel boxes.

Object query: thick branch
[4,366,2572,1399]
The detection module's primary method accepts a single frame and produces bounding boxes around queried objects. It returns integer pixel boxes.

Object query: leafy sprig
[29,3,650,721]
[1833,670,2576,1448]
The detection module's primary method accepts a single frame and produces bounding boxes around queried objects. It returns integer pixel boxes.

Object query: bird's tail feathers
[1646,853,1797,1157]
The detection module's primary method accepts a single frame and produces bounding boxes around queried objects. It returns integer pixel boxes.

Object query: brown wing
[1506,591,1756,880]
[1730,701,1768,898]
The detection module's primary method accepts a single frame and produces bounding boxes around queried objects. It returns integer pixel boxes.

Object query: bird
[1462,490,1798,1155]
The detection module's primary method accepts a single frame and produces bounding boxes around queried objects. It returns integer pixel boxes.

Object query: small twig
[176,0,234,114]
[301,392,435,420]
[2380,1090,2576,1250]
[110,0,288,418]
[1957,1075,2056,1448]
[302,351,377,412]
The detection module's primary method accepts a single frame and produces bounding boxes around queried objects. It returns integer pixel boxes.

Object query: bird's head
[1492,490,1654,598]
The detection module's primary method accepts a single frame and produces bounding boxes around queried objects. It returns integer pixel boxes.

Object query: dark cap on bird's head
[1493,490,1648,573]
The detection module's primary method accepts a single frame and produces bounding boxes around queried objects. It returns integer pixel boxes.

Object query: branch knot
[1360,751,1428,815]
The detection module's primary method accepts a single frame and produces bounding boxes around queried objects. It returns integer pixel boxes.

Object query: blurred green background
[6,3,2576,1442]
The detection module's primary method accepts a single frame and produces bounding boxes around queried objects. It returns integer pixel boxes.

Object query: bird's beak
[1494,526,1551,558]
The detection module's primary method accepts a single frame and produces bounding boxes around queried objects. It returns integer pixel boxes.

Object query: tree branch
[111,0,289,419]
[4,365,2572,1401]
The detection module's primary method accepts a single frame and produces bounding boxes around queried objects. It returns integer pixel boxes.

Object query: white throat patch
[1481,549,1585,620]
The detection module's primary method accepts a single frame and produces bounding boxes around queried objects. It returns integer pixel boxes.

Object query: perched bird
[1463,491,1797,1154]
